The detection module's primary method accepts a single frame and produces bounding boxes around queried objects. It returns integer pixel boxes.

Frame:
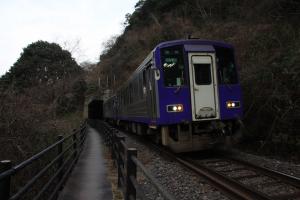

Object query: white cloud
[0,0,137,75]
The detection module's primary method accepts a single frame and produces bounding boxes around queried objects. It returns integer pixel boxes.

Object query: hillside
[88,0,300,159]
[0,41,86,162]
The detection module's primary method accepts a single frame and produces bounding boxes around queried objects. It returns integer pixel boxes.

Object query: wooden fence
[99,121,176,200]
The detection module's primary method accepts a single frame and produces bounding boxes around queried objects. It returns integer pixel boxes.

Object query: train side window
[123,91,126,105]
[136,78,139,100]
[126,87,129,105]
[147,67,152,91]
[142,70,147,96]
[216,47,238,84]
[123,91,125,105]
[134,78,138,102]
[129,84,132,104]
[139,73,143,99]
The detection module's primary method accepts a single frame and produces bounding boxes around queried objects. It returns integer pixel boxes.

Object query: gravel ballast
[101,125,300,200]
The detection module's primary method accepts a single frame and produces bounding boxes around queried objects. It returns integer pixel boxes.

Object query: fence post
[117,136,125,188]
[57,135,64,184]
[125,148,137,200]
[104,127,109,145]
[80,124,84,145]
[104,125,111,146]
[108,126,113,147]
[81,122,86,145]
[0,160,12,200]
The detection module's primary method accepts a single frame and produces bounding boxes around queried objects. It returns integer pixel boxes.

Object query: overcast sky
[0,0,138,76]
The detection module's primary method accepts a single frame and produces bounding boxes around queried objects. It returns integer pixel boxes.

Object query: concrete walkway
[58,127,112,200]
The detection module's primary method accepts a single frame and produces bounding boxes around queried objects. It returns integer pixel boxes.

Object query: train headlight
[177,105,183,111]
[167,104,184,112]
[226,101,240,109]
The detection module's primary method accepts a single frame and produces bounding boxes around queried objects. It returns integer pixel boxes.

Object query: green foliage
[0,41,82,90]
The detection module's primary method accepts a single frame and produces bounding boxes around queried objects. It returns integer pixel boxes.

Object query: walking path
[58,127,112,200]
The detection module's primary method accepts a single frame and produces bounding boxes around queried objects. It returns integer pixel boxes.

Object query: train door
[188,53,219,120]
[145,64,157,119]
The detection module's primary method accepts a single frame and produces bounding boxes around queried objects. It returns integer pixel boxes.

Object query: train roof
[155,39,234,50]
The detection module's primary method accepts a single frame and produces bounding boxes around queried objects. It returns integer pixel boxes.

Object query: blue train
[103,39,243,152]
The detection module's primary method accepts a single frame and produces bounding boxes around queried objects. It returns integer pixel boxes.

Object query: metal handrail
[33,150,77,200]
[0,129,80,180]
[0,120,87,200]
[9,140,77,200]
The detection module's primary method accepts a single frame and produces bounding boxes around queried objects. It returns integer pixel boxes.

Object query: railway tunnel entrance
[88,99,103,119]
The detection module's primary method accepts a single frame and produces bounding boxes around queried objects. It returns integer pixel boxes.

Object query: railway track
[164,150,299,199]
[113,126,300,200]
[181,156,300,200]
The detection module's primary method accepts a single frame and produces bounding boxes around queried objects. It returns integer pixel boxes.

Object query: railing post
[104,127,108,145]
[72,129,77,160]
[80,124,84,146]
[0,160,12,200]
[104,124,111,146]
[125,148,137,200]
[117,136,125,188]
[111,129,116,160]
[80,123,86,148]
[57,135,64,184]
[108,127,113,147]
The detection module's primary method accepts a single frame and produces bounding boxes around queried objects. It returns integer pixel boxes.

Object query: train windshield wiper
[174,86,182,94]
[224,82,232,90]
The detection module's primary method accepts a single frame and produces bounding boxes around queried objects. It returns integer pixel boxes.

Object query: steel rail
[180,158,272,200]
[145,139,300,200]
[143,139,272,200]
[225,156,300,189]
[121,133,276,200]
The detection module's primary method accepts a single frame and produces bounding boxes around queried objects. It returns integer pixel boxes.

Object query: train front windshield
[161,46,186,87]
[216,47,238,84]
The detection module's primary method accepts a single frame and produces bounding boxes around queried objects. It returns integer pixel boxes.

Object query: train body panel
[103,39,243,152]
[218,85,243,120]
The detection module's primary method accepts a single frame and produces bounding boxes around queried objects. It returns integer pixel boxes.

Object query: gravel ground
[227,148,300,178]
[117,132,230,200]
[101,126,300,200]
